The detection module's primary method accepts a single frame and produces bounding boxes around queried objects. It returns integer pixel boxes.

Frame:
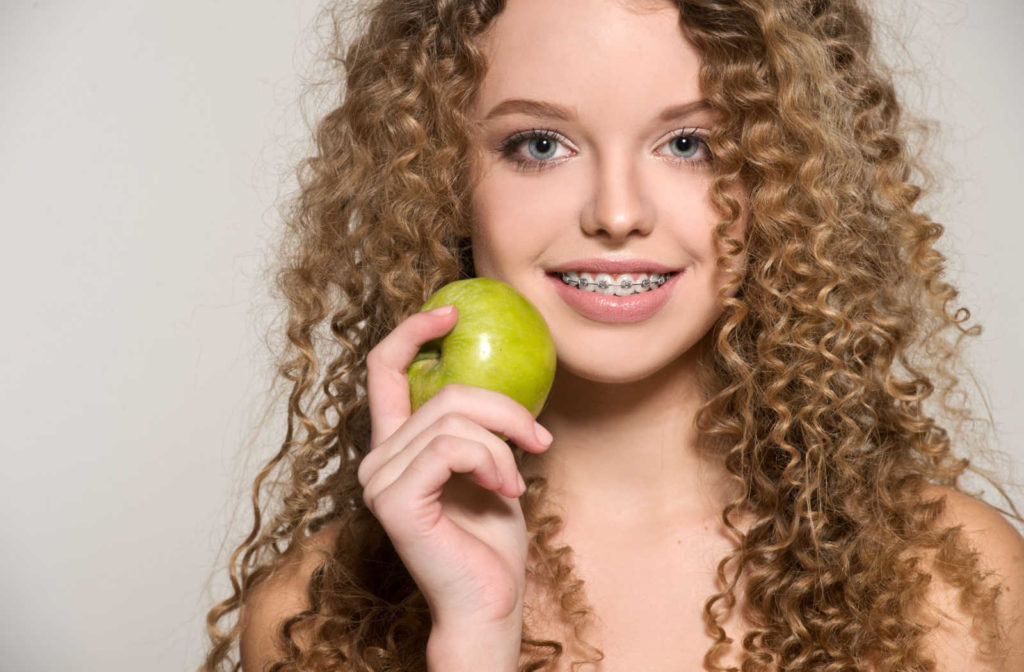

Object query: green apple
[408,277,556,418]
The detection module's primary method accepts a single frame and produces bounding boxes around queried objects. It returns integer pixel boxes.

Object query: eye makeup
[494,127,714,173]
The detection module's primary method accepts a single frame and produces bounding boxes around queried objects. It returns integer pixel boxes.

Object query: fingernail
[534,423,553,446]
[517,473,526,493]
[428,305,455,316]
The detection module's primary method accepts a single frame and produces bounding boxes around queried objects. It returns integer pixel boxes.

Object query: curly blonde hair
[201,0,1023,670]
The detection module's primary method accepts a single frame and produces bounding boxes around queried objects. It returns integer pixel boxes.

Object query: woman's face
[468,0,745,385]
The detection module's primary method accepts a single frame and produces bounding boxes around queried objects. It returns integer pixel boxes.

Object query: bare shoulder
[916,483,1024,671]
[239,521,344,672]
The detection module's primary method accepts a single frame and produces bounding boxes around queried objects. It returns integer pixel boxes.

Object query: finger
[371,436,503,535]
[366,305,458,450]
[365,413,525,500]
[361,383,551,481]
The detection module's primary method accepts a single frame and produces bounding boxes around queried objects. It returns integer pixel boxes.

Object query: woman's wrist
[426,617,522,672]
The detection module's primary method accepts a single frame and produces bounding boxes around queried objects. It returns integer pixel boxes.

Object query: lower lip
[547,272,683,323]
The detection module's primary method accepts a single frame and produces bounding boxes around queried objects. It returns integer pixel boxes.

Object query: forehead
[472,0,700,119]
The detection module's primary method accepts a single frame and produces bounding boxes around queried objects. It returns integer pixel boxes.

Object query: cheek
[468,181,504,275]
[469,183,533,277]
[469,225,500,277]
[469,175,570,274]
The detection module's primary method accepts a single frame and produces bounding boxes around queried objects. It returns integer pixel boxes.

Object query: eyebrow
[482,98,712,122]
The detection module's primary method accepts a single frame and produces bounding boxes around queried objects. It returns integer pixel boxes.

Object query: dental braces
[563,276,667,290]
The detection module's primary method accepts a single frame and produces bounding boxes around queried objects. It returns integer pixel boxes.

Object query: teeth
[557,271,673,295]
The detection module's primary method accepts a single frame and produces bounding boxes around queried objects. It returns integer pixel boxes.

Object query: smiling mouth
[552,271,677,297]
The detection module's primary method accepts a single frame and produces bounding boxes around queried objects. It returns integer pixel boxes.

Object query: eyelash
[495,127,714,173]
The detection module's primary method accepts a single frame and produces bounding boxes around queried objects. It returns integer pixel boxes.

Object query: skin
[468,0,748,528]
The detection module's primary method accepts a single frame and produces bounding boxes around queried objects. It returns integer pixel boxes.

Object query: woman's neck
[530,349,740,526]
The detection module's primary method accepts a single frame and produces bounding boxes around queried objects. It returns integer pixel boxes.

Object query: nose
[579,151,655,241]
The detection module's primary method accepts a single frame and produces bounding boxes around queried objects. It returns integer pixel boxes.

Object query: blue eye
[668,134,701,159]
[526,136,558,160]
[498,129,570,171]
[656,130,712,166]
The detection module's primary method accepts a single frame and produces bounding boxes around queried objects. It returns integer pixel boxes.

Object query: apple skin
[408,277,556,418]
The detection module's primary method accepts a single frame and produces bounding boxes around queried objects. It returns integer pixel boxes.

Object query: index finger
[365,305,458,449]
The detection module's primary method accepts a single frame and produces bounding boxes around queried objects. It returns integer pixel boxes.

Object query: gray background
[1,1,1020,670]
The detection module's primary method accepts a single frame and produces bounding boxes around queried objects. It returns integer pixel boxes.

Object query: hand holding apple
[408,277,556,417]
[360,303,555,638]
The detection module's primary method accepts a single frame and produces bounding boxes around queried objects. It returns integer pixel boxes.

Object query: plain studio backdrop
[1,1,1021,670]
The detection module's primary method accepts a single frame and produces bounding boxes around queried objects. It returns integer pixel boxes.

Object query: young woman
[202,0,1024,670]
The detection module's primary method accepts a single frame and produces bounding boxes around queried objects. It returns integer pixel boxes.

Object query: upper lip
[546,257,682,275]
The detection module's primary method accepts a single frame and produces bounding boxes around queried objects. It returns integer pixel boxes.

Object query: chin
[555,347,690,386]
